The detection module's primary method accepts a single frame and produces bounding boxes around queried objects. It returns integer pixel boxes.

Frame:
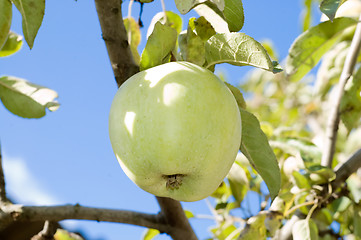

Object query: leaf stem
[127,0,134,43]
[321,13,361,167]
[285,200,316,217]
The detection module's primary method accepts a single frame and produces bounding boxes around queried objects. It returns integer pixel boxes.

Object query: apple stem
[165,174,184,190]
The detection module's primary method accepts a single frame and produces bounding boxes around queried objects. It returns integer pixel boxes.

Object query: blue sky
[0,1,320,239]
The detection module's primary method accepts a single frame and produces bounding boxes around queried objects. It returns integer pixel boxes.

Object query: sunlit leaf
[124,17,141,64]
[205,32,281,73]
[0,0,12,49]
[227,161,249,203]
[286,17,357,82]
[347,175,361,204]
[140,22,177,71]
[146,11,183,38]
[142,228,160,240]
[320,0,348,21]
[188,16,216,41]
[292,171,311,189]
[223,0,244,32]
[0,76,59,118]
[239,108,281,200]
[194,3,229,33]
[0,32,23,57]
[238,213,267,239]
[340,66,361,132]
[179,18,206,66]
[210,221,238,240]
[307,165,336,185]
[175,0,224,14]
[292,219,318,240]
[54,229,84,240]
[11,0,45,49]
[184,209,195,218]
[270,138,322,166]
[211,181,231,201]
[332,196,352,212]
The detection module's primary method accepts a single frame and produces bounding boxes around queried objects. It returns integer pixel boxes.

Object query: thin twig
[321,13,361,167]
[31,220,58,240]
[127,0,134,43]
[0,142,8,203]
[284,200,316,217]
[333,148,361,188]
[94,0,139,87]
[160,0,168,24]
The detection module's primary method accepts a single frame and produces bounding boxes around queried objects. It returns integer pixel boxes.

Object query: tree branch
[0,204,167,233]
[333,148,361,188]
[279,147,361,240]
[156,197,197,240]
[321,13,361,167]
[94,0,139,87]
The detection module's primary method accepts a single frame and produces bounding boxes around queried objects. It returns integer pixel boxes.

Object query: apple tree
[0,0,361,239]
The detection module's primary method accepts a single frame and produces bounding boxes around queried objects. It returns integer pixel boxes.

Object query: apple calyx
[164,174,184,190]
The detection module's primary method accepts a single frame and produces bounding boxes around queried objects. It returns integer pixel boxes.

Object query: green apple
[109,61,241,202]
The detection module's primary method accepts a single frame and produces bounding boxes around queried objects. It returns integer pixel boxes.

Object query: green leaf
[124,18,141,64]
[147,11,183,37]
[332,196,352,212]
[307,165,336,185]
[270,138,322,166]
[320,0,348,21]
[205,32,281,73]
[340,67,361,132]
[0,76,59,118]
[0,0,12,49]
[210,221,238,240]
[179,17,215,66]
[54,229,83,240]
[0,32,23,57]
[211,181,231,201]
[142,228,160,240]
[194,2,229,33]
[292,219,319,240]
[354,204,361,239]
[238,213,267,239]
[239,108,280,200]
[140,22,177,71]
[227,161,249,203]
[179,18,206,66]
[286,17,357,82]
[347,175,361,204]
[188,16,216,41]
[225,82,246,109]
[175,0,224,14]
[223,0,244,32]
[11,0,45,49]
[184,209,195,218]
[292,171,311,189]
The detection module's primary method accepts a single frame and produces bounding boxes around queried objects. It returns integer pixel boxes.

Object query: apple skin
[109,61,241,202]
